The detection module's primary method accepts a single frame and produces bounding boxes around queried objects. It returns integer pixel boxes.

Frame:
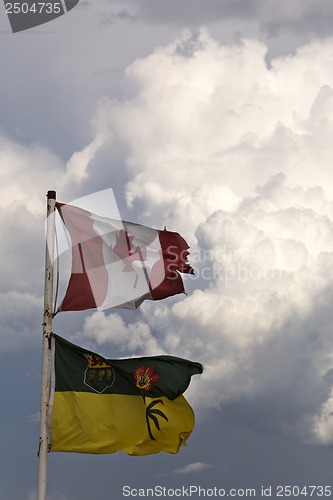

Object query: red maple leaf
[111,230,147,287]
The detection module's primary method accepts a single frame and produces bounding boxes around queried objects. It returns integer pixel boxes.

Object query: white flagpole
[37,190,57,500]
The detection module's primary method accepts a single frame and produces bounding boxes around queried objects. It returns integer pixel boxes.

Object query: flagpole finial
[47,190,56,200]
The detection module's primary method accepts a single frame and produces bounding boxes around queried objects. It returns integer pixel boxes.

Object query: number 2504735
[275,485,332,497]
[5,3,62,14]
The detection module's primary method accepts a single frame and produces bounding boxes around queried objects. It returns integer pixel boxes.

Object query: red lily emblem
[133,365,160,391]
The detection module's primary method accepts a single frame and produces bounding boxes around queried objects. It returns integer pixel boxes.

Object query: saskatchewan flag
[49,334,203,455]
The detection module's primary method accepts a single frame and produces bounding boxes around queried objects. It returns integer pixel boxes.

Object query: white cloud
[4,27,333,446]
[106,31,333,223]
[79,311,162,355]
[65,132,110,183]
[0,134,63,215]
[73,32,333,446]
[173,462,213,475]
[6,6,333,499]
[0,128,113,351]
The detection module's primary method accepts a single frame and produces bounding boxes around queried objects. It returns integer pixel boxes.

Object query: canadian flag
[56,203,194,311]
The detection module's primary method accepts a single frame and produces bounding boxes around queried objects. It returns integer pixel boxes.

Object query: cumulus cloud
[0,134,63,214]
[82,30,333,235]
[8,7,333,500]
[0,126,113,351]
[78,311,161,355]
[78,174,333,445]
[75,31,333,447]
[4,27,333,447]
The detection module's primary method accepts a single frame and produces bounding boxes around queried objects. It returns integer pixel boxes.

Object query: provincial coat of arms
[84,354,115,393]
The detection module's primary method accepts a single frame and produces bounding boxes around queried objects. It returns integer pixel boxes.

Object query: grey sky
[2,1,333,499]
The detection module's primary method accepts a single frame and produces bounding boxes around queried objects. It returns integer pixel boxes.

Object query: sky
[2,0,333,498]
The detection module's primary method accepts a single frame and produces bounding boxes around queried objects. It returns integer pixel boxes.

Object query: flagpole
[37,190,57,500]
